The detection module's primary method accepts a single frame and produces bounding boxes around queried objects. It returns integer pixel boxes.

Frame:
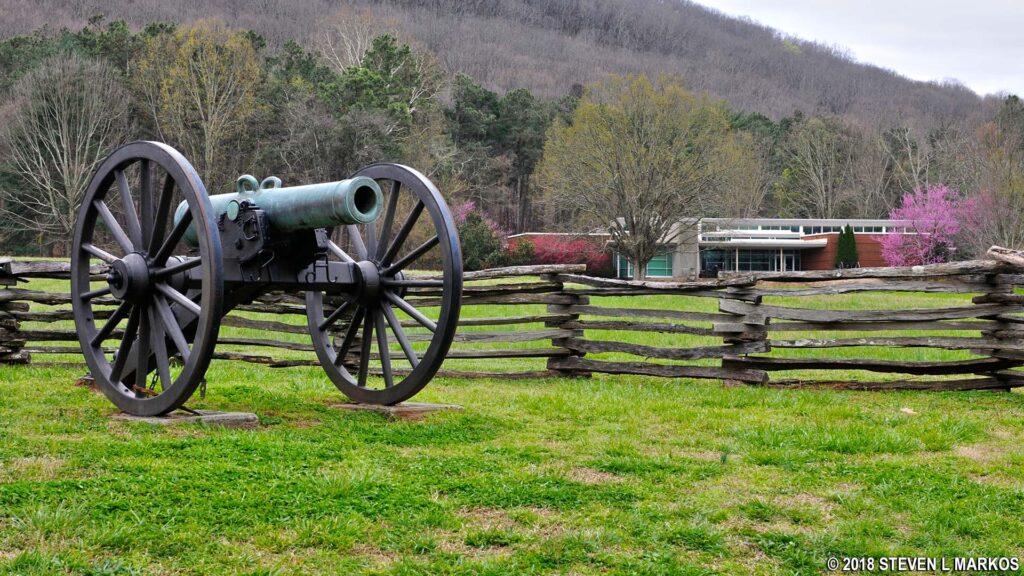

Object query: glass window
[617,253,631,278]
[646,252,672,277]
[618,250,672,278]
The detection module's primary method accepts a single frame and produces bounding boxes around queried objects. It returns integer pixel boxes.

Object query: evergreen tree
[835,224,859,268]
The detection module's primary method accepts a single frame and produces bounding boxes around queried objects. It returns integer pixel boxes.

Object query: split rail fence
[2,249,1024,391]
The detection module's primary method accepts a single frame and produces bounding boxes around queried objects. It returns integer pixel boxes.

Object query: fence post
[542,273,591,378]
[715,292,770,387]
[0,259,29,365]
[973,272,1023,391]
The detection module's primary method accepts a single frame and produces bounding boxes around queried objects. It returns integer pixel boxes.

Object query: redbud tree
[879,185,978,266]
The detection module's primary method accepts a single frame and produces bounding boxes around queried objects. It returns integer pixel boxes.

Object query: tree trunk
[632,258,647,280]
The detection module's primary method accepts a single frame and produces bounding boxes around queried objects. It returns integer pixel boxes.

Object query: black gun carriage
[71,141,462,416]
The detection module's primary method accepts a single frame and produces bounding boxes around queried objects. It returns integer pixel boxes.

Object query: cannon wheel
[305,164,462,405]
[71,141,223,416]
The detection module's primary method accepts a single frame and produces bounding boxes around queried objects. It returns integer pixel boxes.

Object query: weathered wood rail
[2,247,1024,391]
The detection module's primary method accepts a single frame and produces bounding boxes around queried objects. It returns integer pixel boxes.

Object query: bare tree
[0,53,131,255]
[314,6,400,73]
[779,117,858,218]
[717,132,772,218]
[536,74,730,279]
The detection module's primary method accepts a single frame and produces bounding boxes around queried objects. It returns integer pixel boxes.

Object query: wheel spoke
[110,306,141,383]
[82,243,117,264]
[375,181,400,261]
[366,220,378,260]
[346,224,368,260]
[152,257,201,280]
[381,301,418,368]
[115,169,144,249]
[94,200,134,254]
[91,300,131,347]
[383,235,439,276]
[80,285,111,300]
[135,302,152,392]
[153,209,192,265]
[357,307,375,387]
[149,174,175,254]
[381,201,424,266]
[384,291,436,332]
[319,300,353,331]
[333,306,365,366]
[148,304,172,392]
[327,240,355,263]
[155,295,190,361]
[139,160,153,249]
[374,304,393,387]
[156,283,201,317]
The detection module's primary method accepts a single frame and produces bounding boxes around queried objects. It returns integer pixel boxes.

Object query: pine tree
[835,224,859,268]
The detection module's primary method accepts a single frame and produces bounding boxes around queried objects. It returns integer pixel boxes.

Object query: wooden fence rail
[3,249,1024,391]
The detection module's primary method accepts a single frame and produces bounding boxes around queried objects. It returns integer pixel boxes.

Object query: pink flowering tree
[879,185,979,266]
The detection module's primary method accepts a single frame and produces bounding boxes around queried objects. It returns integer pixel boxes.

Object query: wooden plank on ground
[722,355,1018,375]
[549,356,767,382]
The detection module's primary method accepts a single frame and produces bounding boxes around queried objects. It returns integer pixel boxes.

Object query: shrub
[528,235,613,277]
[453,200,533,270]
[834,224,858,268]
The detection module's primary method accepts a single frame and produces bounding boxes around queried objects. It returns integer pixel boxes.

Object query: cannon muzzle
[176,174,383,245]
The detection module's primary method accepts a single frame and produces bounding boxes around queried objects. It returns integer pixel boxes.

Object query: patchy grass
[3,271,1024,573]
[3,362,1024,574]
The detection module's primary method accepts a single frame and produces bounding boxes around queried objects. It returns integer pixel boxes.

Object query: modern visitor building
[510,217,912,279]
[660,217,910,279]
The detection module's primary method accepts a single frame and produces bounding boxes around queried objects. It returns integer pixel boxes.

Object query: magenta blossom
[878,185,978,266]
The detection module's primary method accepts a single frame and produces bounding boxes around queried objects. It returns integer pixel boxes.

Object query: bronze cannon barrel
[176,174,383,244]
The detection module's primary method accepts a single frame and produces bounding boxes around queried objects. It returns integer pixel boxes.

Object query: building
[509,218,912,279]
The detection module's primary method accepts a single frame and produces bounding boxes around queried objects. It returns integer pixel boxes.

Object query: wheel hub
[108,252,152,302]
[355,260,382,305]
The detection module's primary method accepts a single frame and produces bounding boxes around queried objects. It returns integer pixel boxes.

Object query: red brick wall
[801,234,887,270]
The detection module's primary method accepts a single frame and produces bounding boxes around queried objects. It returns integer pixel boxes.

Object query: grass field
[2,277,1024,575]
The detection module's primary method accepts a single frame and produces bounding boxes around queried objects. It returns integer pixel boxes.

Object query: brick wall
[801,234,887,270]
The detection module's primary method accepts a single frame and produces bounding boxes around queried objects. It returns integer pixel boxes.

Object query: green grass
[3,275,1024,574]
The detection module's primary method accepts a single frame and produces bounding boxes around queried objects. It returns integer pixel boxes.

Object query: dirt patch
[677,450,730,462]
[777,493,835,515]
[1,456,64,481]
[567,467,621,485]
[971,472,1022,488]
[954,443,1011,464]
[457,507,520,531]
[349,544,399,568]
[436,538,514,559]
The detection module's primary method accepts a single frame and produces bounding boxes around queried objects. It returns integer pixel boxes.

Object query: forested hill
[0,0,992,129]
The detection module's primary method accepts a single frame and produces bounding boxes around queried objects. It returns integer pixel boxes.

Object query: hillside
[0,0,992,129]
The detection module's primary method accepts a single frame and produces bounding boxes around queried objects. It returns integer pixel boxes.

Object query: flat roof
[700,217,910,227]
[700,238,829,250]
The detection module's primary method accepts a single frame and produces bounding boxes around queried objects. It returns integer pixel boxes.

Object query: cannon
[71,141,462,416]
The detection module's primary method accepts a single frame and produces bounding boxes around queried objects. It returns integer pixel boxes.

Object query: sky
[689,0,1024,97]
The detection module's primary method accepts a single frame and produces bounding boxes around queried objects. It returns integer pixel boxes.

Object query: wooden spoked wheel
[305,164,462,405]
[71,141,223,416]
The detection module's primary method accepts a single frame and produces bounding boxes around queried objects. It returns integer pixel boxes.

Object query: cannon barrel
[176,174,383,244]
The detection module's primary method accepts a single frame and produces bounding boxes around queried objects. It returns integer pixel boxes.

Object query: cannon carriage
[71,141,462,416]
